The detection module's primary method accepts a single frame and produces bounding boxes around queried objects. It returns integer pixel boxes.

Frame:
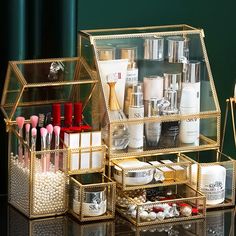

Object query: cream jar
[113,160,154,185]
[73,188,107,217]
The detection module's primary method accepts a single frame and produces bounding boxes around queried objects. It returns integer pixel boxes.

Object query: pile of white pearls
[10,155,66,216]
[10,155,30,213]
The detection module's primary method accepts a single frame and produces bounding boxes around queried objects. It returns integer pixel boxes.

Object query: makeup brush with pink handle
[46,124,53,171]
[24,123,30,168]
[54,126,61,172]
[40,127,48,173]
[16,116,25,163]
[31,128,37,152]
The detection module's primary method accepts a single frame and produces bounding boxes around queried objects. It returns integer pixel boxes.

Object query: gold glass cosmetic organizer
[78,24,221,159]
[1,57,109,218]
[78,24,235,224]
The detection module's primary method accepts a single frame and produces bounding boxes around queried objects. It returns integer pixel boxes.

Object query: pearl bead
[156,212,165,221]
[140,211,149,221]
[148,212,157,221]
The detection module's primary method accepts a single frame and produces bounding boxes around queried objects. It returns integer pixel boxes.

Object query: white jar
[199,165,226,205]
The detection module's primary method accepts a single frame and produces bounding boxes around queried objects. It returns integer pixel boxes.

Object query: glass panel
[83,25,195,36]
[15,60,76,84]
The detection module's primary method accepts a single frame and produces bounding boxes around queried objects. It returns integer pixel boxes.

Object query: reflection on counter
[7,204,235,236]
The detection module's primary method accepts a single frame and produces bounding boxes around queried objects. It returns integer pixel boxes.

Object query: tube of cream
[98,59,128,110]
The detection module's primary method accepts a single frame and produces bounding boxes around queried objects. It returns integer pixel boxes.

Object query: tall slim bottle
[119,46,139,117]
[128,85,144,150]
[101,78,129,151]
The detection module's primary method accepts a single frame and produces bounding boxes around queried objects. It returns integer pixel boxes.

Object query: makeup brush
[46,124,53,171]
[31,128,37,152]
[25,123,30,168]
[40,127,48,172]
[54,126,61,172]
[30,115,39,128]
[16,116,25,164]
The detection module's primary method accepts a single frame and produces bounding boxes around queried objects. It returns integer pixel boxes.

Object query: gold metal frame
[221,97,236,150]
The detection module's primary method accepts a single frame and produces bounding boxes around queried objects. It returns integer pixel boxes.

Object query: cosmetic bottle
[102,76,129,151]
[163,72,182,106]
[179,86,198,144]
[167,36,187,63]
[144,37,164,61]
[119,46,139,117]
[145,98,162,147]
[159,90,179,148]
[128,85,144,150]
[143,75,163,115]
[97,46,115,61]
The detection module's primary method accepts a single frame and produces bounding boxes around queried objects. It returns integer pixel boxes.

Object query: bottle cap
[119,46,137,62]
[183,60,201,83]
[147,98,160,117]
[167,36,185,63]
[180,86,197,110]
[130,92,143,107]
[163,89,178,115]
[97,46,115,60]
[164,72,182,92]
[144,37,164,61]
[132,83,143,93]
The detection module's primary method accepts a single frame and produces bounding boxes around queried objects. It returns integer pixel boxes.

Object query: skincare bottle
[145,98,162,147]
[97,46,115,61]
[167,36,188,63]
[128,85,144,150]
[179,86,198,144]
[182,60,200,112]
[159,90,179,148]
[102,74,129,151]
[163,72,182,106]
[119,46,139,116]
[143,75,163,115]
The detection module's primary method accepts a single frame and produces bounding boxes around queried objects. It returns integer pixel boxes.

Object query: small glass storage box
[111,153,192,190]
[69,172,116,222]
[183,149,235,208]
[116,184,206,226]
[1,57,104,218]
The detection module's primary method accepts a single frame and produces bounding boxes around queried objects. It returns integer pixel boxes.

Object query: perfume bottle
[119,46,139,117]
[128,85,144,150]
[159,90,179,148]
[145,98,162,147]
[102,77,129,151]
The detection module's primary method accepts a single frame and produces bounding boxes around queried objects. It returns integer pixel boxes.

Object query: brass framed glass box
[183,149,235,208]
[1,57,106,218]
[110,153,192,190]
[116,184,206,226]
[78,24,220,159]
[69,172,116,222]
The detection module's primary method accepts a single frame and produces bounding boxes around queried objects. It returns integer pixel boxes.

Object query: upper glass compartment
[79,25,220,156]
[1,57,98,125]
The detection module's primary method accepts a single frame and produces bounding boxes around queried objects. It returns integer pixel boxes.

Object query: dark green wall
[0,0,235,194]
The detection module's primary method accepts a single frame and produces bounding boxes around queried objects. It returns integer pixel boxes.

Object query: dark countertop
[1,195,235,236]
